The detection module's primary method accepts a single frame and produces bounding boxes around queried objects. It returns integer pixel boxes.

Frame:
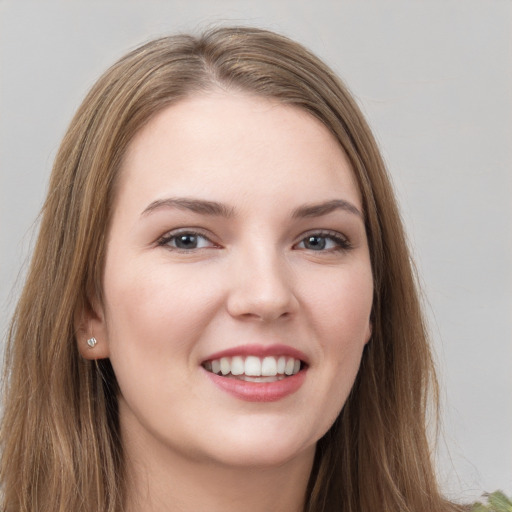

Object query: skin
[79,91,373,512]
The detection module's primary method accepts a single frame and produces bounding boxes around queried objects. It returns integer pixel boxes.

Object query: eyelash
[157,229,216,252]
[294,230,352,252]
[156,229,352,253]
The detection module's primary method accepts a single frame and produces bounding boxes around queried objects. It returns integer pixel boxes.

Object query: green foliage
[471,491,512,512]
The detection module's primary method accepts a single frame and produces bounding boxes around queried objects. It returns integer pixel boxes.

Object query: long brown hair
[1,26,462,512]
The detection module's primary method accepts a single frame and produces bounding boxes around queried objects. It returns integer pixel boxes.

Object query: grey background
[1,0,510,502]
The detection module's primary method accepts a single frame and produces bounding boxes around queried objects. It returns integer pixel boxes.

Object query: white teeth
[261,356,277,376]
[284,358,295,376]
[205,355,302,378]
[220,357,230,375]
[231,356,244,375]
[240,375,286,382]
[245,356,261,376]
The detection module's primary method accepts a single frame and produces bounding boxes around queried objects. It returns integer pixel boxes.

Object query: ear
[75,297,111,360]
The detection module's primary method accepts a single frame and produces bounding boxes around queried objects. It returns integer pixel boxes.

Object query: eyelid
[156,227,219,249]
[155,227,352,252]
[293,229,352,251]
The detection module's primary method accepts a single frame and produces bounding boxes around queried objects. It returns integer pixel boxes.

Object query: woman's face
[88,92,373,469]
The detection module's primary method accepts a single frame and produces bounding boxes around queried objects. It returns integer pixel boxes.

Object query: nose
[226,247,299,322]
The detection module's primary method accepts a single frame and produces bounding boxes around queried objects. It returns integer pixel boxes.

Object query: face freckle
[88,91,373,471]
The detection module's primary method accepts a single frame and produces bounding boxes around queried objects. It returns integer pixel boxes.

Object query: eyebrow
[291,199,363,219]
[141,197,362,220]
[141,197,235,218]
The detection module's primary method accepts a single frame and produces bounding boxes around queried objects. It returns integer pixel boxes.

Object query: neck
[123,442,314,512]
[119,407,316,512]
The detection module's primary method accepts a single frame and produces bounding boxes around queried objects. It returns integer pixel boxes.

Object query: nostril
[227,295,298,322]
[225,263,298,321]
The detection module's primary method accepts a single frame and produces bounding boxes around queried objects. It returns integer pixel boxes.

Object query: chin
[197,423,318,469]
[211,442,315,470]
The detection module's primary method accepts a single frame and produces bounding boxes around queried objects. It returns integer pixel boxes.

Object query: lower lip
[203,368,307,402]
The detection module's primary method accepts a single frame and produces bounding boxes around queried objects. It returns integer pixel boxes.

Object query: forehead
[117,91,361,210]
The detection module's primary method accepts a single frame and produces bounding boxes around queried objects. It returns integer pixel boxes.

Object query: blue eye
[296,232,351,252]
[158,231,214,250]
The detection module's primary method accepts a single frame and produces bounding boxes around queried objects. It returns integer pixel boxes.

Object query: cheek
[103,257,222,348]
[100,259,223,424]
[302,262,372,415]
[307,263,373,345]
[314,266,372,414]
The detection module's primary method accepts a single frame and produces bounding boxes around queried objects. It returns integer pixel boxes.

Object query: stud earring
[87,337,97,348]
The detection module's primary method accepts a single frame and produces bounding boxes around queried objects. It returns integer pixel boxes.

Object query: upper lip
[202,344,309,364]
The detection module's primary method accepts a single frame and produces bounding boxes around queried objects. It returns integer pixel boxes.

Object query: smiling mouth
[202,355,304,382]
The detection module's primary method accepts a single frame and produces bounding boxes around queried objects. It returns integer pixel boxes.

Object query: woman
[0,26,465,512]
